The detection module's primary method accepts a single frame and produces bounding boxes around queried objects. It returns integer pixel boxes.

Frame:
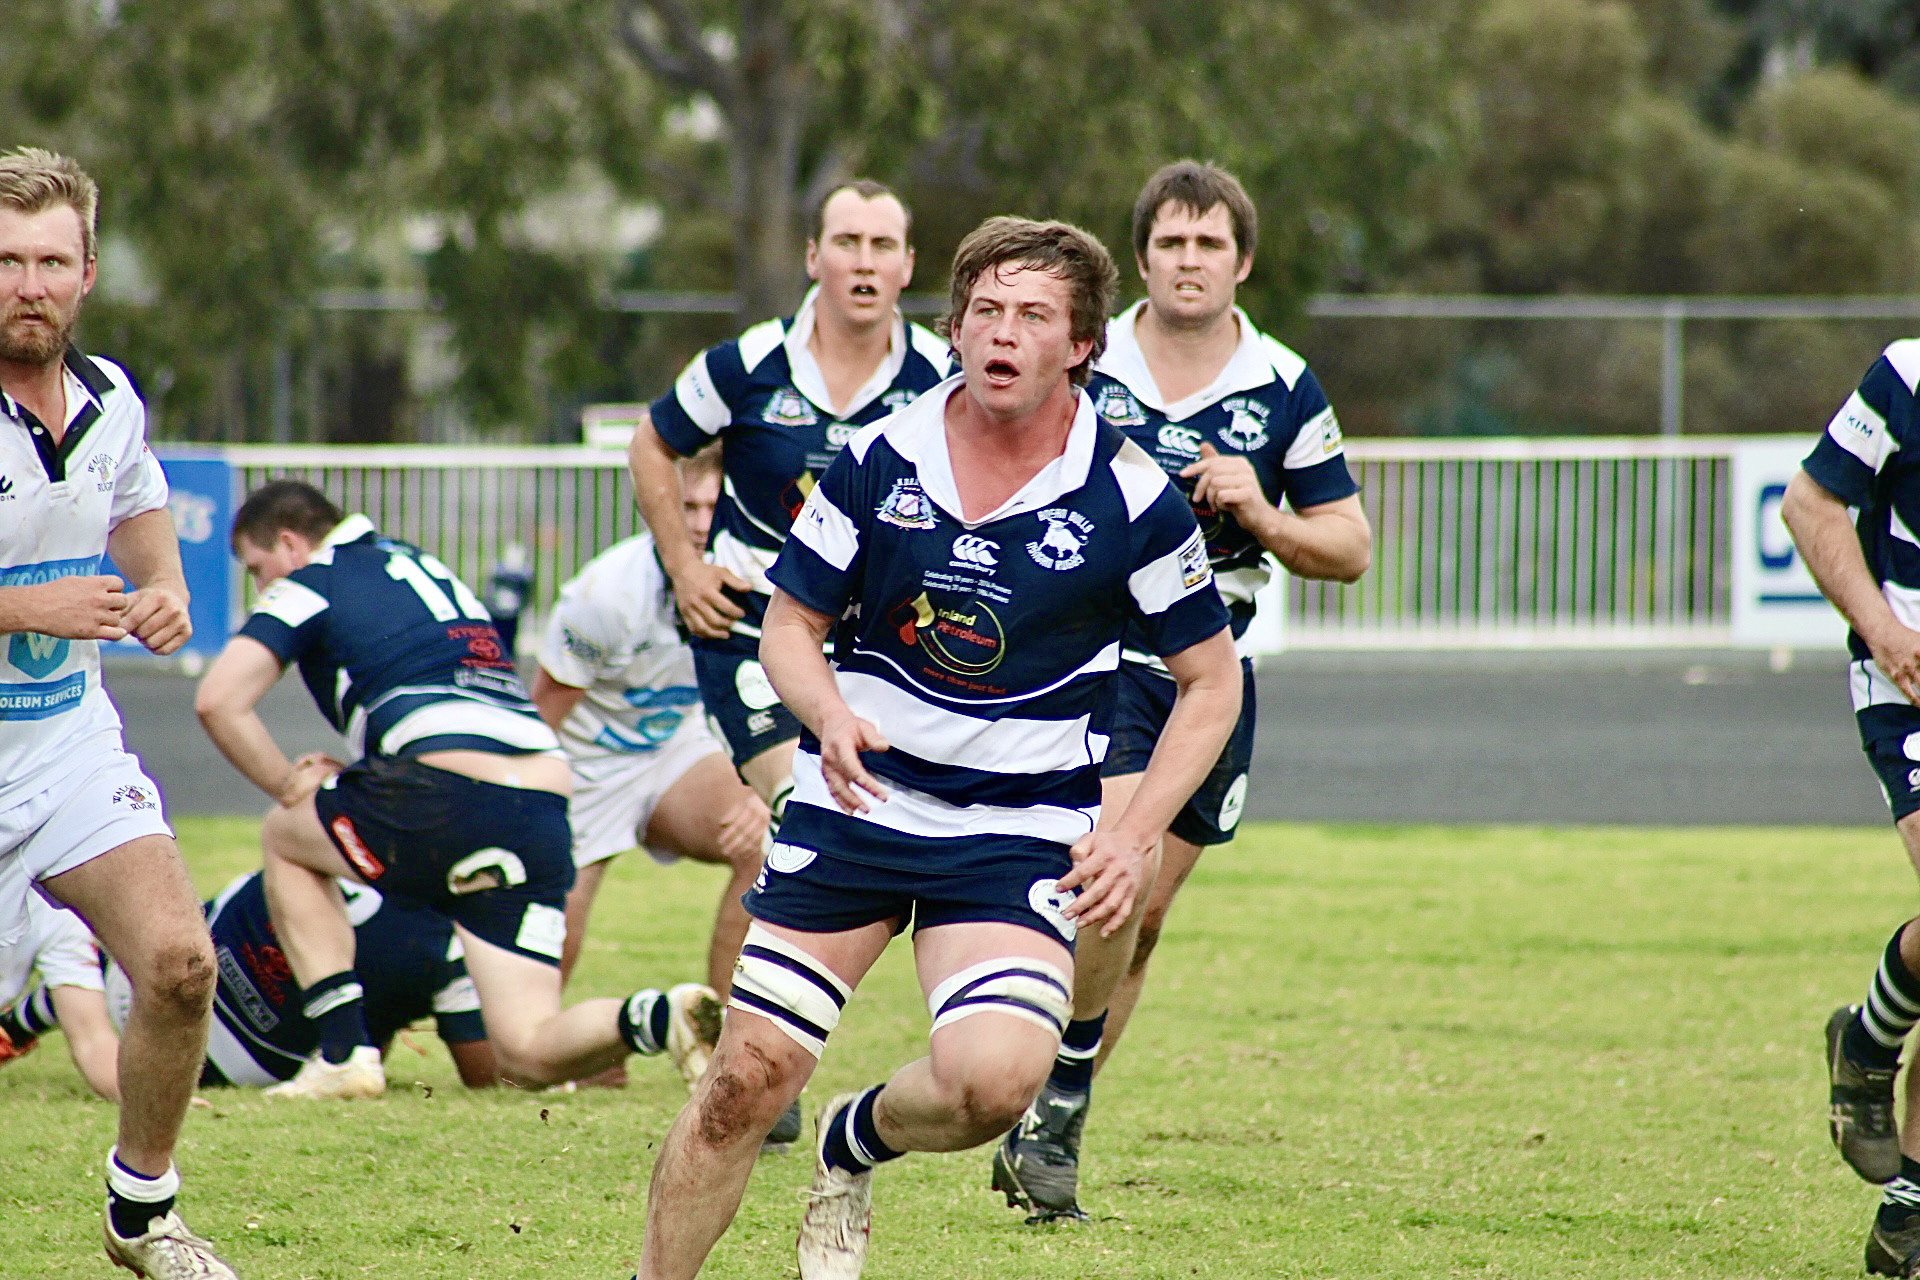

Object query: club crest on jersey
[1177,528,1210,589]
[112,784,157,812]
[1027,508,1094,571]
[1321,411,1345,454]
[763,386,818,427]
[87,453,114,492]
[1219,397,1271,450]
[1094,384,1147,427]
[877,478,937,530]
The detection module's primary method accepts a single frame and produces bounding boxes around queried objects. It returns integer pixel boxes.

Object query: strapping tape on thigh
[728,922,850,1058]
[927,957,1072,1038]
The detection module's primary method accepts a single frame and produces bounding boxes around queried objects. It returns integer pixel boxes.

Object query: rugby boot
[991,1083,1090,1221]
[1866,1208,1920,1277]
[766,1098,805,1149]
[104,1208,239,1279]
[665,983,724,1090]
[262,1044,385,1101]
[797,1093,872,1279]
[1828,1005,1902,1183]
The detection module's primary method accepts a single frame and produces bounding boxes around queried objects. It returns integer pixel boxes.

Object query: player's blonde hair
[939,217,1118,387]
[0,148,99,262]
[679,438,724,482]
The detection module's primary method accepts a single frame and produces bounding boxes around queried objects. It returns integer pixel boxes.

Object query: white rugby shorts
[0,744,172,949]
[569,713,728,869]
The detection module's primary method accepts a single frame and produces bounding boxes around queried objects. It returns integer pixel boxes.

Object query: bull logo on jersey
[1095,384,1147,427]
[1219,397,1271,451]
[763,386,818,427]
[877,478,937,530]
[888,591,1005,677]
[1026,508,1093,572]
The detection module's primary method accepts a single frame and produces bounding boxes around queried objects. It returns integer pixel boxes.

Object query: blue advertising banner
[103,451,234,662]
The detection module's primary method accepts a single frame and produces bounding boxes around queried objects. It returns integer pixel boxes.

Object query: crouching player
[635,217,1241,1279]
[101,871,496,1088]
[194,481,720,1098]
[0,893,119,1099]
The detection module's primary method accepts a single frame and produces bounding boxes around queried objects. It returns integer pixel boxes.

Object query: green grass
[3,818,1908,1277]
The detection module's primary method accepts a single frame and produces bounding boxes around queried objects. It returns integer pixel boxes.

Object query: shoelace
[129,1221,229,1279]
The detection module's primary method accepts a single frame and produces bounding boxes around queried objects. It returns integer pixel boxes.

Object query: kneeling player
[101,871,496,1088]
[635,218,1241,1279]
[194,481,720,1098]
[0,893,120,1099]
[530,443,768,993]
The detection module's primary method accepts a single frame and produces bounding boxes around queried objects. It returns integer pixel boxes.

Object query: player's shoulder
[564,533,666,619]
[1251,329,1310,394]
[70,350,137,399]
[734,316,792,374]
[1877,340,1920,395]
[904,321,953,375]
[1104,429,1179,520]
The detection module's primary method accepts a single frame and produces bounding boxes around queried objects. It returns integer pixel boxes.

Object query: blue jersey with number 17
[237,515,558,761]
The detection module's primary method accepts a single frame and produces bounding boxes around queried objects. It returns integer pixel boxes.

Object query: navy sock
[822,1086,903,1176]
[1848,924,1920,1071]
[301,972,371,1064]
[0,984,57,1046]
[105,1149,179,1240]
[618,989,670,1056]
[1049,1013,1105,1094]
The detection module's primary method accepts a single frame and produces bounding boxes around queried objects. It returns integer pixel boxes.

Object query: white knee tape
[927,958,1072,1039]
[728,923,850,1058]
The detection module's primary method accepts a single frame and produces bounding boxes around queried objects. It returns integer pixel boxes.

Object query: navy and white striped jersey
[769,375,1230,868]
[204,871,483,1082]
[649,288,952,637]
[1091,301,1358,655]
[238,515,557,760]
[1804,341,1920,699]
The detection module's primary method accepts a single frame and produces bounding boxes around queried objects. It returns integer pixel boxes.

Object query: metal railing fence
[228,437,1747,648]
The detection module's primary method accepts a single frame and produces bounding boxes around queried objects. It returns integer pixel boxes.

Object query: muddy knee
[697,1040,793,1148]
[139,934,216,1018]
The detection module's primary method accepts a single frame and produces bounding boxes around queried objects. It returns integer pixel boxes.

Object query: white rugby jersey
[537,532,703,779]
[0,893,101,1009]
[0,351,169,808]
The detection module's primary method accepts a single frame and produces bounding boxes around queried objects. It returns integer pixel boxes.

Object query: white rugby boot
[798,1093,873,1279]
[104,1208,239,1278]
[262,1045,385,1100]
[664,983,724,1090]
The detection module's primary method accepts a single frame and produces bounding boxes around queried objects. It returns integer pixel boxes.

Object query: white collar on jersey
[878,373,1100,529]
[783,284,909,420]
[321,513,376,549]
[1096,299,1286,422]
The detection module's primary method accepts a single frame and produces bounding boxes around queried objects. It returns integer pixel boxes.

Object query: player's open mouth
[983,359,1018,383]
[1174,281,1205,294]
[850,284,877,298]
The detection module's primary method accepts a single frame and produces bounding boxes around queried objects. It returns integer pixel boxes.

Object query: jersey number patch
[385,552,489,622]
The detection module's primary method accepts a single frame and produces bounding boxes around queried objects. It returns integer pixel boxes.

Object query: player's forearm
[627,416,701,578]
[1110,633,1241,847]
[760,593,846,738]
[0,583,60,633]
[529,667,587,733]
[1783,470,1903,646]
[50,986,121,1101]
[198,705,297,799]
[105,507,189,597]
[1247,500,1371,583]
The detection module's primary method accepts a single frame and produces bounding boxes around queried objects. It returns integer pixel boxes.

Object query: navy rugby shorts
[744,813,1080,950]
[1101,657,1257,847]
[315,756,574,965]
[1857,699,1920,823]
[692,630,803,768]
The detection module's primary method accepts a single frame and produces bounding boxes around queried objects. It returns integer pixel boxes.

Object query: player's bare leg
[1853,812,1920,1271]
[639,920,889,1280]
[645,751,767,992]
[43,836,212,1176]
[1096,829,1203,1066]
[739,737,799,825]
[260,794,359,985]
[560,859,610,985]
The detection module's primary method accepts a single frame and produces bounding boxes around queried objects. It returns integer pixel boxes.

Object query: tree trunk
[728,0,808,326]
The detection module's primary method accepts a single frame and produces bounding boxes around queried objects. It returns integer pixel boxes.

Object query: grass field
[3,817,1911,1278]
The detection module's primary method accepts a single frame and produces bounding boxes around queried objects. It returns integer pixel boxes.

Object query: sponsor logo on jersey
[877,478,938,530]
[1157,424,1203,457]
[763,386,819,427]
[1218,773,1248,832]
[949,534,999,570]
[1027,878,1078,943]
[889,591,1006,676]
[330,815,386,881]
[1027,508,1094,571]
[9,630,70,680]
[1095,384,1147,426]
[1219,397,1271,450]
[746,708,778,735]
[826,421,858,447]
[515,902,567,960]
[0,475,14,499]
[1321,411,1344,454]
[1177,528,1211,589]
[882,388,915,412]
[561,627,606,664]
[112,784,158,812]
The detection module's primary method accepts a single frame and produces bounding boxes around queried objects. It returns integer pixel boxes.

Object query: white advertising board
[1730,438,1848,649]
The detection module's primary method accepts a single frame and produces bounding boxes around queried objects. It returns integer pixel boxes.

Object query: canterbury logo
[0,476,12,495]
[950,535,998,568]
